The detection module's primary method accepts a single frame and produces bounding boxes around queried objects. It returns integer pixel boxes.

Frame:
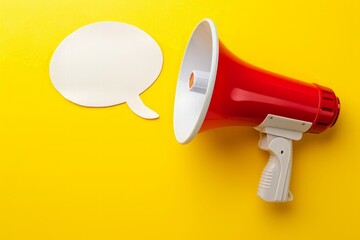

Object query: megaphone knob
[188,70,210,94]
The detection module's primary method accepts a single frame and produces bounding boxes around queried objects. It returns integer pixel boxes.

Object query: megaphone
[173,19,340,202]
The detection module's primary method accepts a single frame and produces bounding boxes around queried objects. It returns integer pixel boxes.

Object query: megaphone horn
[173,19,340,202]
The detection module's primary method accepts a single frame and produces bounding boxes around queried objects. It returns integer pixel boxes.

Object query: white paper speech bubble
[49,22,163,119]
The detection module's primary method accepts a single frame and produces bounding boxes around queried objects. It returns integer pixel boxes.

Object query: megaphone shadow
[192,126,270,195]
[195,126,260,166]
[297,121,341,150]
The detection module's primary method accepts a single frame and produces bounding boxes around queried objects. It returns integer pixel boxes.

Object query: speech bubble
[49,22,163,119]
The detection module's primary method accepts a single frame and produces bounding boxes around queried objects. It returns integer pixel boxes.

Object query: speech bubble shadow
[49,22,163,119]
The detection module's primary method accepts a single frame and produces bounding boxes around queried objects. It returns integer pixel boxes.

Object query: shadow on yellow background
[0,0,359,239]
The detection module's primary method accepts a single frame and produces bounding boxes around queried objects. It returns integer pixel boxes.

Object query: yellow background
[1,0,359,239]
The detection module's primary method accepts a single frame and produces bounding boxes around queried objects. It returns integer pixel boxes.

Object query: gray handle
[257,134,293,202]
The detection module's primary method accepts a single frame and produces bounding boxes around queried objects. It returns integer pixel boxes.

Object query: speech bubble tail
[126,95,159,119]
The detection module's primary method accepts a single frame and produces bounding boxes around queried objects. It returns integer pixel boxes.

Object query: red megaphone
[173,19,340,202]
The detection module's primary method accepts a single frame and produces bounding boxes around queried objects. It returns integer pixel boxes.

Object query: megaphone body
[174,19,340,202]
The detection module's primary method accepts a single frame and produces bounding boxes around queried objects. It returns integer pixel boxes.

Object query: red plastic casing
[201,42,340,133]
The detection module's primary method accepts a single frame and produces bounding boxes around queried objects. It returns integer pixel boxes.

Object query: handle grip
[257,133,293,202]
